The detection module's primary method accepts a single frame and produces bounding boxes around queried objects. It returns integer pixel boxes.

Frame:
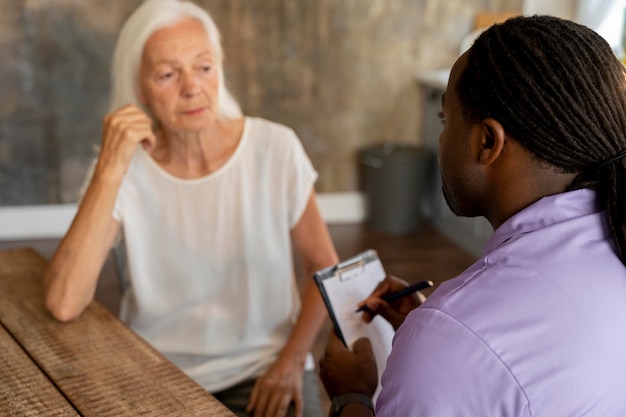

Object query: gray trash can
[359,143,432,234]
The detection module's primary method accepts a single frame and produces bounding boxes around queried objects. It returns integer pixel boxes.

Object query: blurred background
[0,0,522,205]
[0,0,624,248]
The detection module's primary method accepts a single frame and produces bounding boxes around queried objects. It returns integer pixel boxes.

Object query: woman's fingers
[98,105,156,173]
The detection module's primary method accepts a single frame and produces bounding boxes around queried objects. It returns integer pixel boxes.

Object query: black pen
[355,280,434,313]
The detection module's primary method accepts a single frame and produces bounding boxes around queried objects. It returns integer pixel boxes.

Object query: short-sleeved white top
[112,117,317,392]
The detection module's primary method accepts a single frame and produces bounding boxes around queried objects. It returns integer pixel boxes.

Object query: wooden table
[0,247,235,416]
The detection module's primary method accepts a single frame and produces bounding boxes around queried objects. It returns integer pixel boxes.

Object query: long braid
[456,15,626,264]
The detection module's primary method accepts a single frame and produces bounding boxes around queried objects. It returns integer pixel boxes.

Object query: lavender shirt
[376,189,626,416]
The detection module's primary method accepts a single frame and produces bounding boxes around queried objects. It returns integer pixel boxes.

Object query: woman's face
[139,18,219,133]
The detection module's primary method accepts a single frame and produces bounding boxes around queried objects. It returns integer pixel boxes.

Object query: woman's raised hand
[96,105,156,178]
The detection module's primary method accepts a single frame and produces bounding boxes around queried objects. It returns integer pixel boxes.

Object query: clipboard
[313,249,395,402]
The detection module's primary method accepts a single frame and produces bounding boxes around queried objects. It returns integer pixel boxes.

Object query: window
[578,0,626,55]
[523,0,626,57]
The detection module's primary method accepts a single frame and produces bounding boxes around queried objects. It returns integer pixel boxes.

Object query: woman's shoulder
[245,116,298,141]
[243,117,309,163]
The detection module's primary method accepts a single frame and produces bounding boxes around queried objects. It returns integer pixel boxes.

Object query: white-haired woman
[43,1,338,416]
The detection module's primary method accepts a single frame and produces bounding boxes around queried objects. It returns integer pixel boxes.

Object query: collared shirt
[376,189,626,416]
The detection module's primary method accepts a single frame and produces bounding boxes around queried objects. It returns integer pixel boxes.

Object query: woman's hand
[247,355,304,417]
[96,105,156,178]
[357,275,426,331]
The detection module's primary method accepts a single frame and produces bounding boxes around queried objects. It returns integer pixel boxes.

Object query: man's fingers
[352,337,374,358]
[320,331,349,379]
[363,299,405,329]
[325,330,346,354]
[370,277,392,297]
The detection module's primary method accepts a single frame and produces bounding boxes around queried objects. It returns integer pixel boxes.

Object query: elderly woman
[43,1,339,417]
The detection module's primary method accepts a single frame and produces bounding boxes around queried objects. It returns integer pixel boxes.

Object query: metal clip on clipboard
[335,249,379,281]
[336,257,366,281]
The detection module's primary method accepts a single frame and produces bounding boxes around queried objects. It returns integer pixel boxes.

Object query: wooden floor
[0,221,476,412]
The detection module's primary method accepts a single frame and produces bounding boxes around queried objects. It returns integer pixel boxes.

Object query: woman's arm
[248,191,339,417]
[43,176,122,322]
[281,191,340,370]
[43,105,156,322]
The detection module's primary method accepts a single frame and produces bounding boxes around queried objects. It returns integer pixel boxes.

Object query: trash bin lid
[360,143,429,164]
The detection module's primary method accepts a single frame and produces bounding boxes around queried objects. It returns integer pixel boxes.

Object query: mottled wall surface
[0,0,141,204]
[0,0,521,205]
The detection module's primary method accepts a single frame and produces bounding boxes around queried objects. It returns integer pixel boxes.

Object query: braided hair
[456,15,626,265]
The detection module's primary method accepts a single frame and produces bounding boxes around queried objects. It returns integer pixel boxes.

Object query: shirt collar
[482,189,602,255]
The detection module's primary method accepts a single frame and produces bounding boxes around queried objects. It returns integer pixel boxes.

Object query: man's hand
[319,332,377,399]
[357,275,425,330]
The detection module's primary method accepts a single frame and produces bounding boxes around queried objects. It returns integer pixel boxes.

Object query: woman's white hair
[109,0,242,120]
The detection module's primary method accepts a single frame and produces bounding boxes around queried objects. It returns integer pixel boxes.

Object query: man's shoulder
[378,304,529,416]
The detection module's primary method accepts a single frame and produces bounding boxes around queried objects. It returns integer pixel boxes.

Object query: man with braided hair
[319,15,626,417]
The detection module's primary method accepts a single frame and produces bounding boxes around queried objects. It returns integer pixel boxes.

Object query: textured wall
[0,0,521,205]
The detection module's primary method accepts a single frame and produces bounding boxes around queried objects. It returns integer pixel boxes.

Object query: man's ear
[479,118,506,166]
